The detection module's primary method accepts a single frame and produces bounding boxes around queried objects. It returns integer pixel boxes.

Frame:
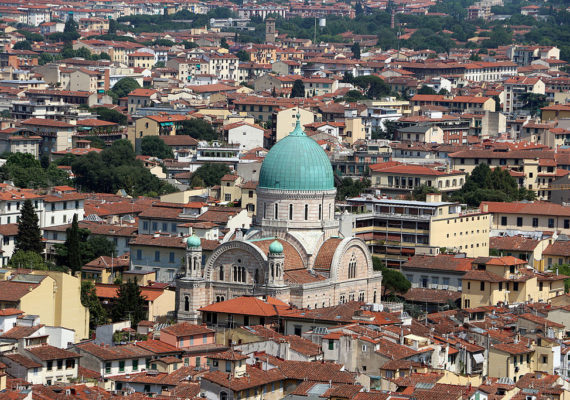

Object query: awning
[473,353,485,364]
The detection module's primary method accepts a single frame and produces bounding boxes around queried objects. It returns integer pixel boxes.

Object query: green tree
[178,119,218,141]
[236,49,250,62]
[452,163,535,207]
[220,37,229,49]
[111,77,141,100]
[15,199,44,254]
[291,79,305,98]
[62,13,80,43]
[38,53,54,65]
[411,185,440,201]
[13,40,32,50]
[355,1,363,16]
[81,280,107,330]
[87,235,116,258]
[111,280,147,325]
[372,256,410,295]
[71,140,176,196]
[335,177,371,200]
[352,75,391,99]
[64,14,79,34]
[9,250,48,270]
[140,136,174,159]
[190,174,205,188]
[418,85,437,95]
[66,214,83,272]
[192,163,231,187]
[520,93,548,117]
[90,107,127,125]
[108,18,118,35]
[351,42,361,60]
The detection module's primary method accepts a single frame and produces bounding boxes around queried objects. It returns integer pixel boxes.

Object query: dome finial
[290,108,305,137]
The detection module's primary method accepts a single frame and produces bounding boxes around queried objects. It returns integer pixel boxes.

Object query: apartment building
[20,118,76,155]
[411,94,496,113]
[369,162,466,195]
[461,256,566,309]
[342,193,490,267]
[503,76,545,114]
[481,201,570,236]
[401,254,474,291]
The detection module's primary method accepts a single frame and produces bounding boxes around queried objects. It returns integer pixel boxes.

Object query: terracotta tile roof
[1,325,43,340]
[313,238,343,271]
[21,118,75,128]
[94,284,167,302]
[0,281,42,302]
[249,238,304,271]
[160,135,198,146]
[76,119,117,127]
[492,341,534,355]
[128,88,158,97]
[75,342,154,361]
[269,358,355,383]
[490,236,540,252]
[375,165,464,176]
[543,240,570,257]
[0,308,23,316]
[134,340,181,356]
[26,344,79,361]
[198,296,289,317]
[285,335,322,357]
[518,313,564,329]
[0,223,18,236]
[129,234,187,249]
[3,353,41,369]
[375,338,418,360]
[209,349,248,361]
[403,255,474,272]
[202,365,284,391]
[391,372,443,388]
[400,288,461,304]
[463,270,506,282]
[160,322,213,337]
[284,269,327,284]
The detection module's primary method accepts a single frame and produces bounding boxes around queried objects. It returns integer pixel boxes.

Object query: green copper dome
[259,115,334,191]
[269,240,283,254]
[186,235,201,248]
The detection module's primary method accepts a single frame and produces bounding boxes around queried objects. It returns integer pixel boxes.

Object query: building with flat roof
[341,193,490,267]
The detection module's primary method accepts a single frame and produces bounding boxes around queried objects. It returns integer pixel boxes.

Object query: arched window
[274,203,278,220]
[219,266,224,281]
[319,204,322,220]
[348,254,357,279]
[289,204,293,220]
[254,269,259,284]
[233,266,237,281]
[270,263,274,278]
[304,204,309,220]
[329,204,331,218]
[373,290,377,303]
[263,203,267,219]
[220,392,228,400]
[184,296,190,312]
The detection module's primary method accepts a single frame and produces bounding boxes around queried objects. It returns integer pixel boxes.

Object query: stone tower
[175,235,205,322]
[265,17,276,44]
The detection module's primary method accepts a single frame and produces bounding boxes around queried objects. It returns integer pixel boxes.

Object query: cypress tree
[291,79,305,98]
[111,280,147,326]
[15,199,44,255]
[66,214,82,272]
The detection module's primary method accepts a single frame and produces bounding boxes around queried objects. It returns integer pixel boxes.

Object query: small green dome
[269,240,283,254]
[186,235,201,248]
[258,115,334,191]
